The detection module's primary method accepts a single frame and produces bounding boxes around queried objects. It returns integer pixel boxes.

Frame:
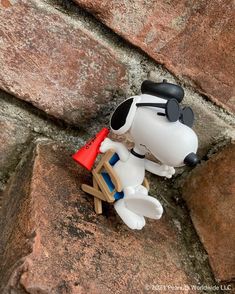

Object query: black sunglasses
[136,99,194,127]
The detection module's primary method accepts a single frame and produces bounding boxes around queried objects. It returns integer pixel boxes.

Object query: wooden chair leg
[93,177,102,214]
[143,177,150,191]
[94,198,102,214]
[92,172,114,203]
[81,184,106,201]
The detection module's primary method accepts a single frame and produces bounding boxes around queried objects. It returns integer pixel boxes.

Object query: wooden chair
[81,149,149,214]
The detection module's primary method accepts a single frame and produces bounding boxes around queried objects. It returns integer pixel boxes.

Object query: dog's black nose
[184,153,199,167]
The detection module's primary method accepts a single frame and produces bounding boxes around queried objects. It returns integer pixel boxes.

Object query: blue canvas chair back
[101,153,124,200]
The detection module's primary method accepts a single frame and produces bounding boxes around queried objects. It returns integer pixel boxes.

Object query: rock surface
[0,0,234,292]
[0,141,200,293]
[0,116,30,184]
[74,0,235,112]
[0,0,127,125]
[182,143,235,282]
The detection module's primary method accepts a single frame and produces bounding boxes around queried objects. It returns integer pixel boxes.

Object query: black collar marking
[130,148,145,159]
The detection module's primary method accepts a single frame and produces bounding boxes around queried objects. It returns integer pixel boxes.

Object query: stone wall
[0,0,234,293]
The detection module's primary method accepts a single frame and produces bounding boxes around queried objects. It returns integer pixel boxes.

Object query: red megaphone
[72,128,109,171]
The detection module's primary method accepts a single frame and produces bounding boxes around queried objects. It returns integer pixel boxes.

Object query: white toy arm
[100,138,129,162]
[145,159,175,178]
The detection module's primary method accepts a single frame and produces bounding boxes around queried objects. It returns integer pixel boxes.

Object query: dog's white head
[110,80,199,167]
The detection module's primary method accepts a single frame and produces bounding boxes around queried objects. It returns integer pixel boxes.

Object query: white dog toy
[75,80,199,230]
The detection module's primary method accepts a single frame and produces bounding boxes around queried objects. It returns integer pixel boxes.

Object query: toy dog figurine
[74,80,199,230]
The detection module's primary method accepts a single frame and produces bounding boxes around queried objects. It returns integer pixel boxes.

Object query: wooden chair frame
[81,149,149,214]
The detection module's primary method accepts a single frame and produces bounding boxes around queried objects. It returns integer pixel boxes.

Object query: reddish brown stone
[0,1,127,125]
[0,0,13,8]
[182,143,235,282]
[74,0,235,112]
[0,141,198,293]
[0,116,30,180]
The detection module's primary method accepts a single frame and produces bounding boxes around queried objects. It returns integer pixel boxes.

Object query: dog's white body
[100,93,198,230]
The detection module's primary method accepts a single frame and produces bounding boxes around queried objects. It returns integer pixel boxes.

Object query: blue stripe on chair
[101,172,124,200]
[109,153,120,166]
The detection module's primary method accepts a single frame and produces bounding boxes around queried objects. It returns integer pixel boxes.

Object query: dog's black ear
[110,98,134,132]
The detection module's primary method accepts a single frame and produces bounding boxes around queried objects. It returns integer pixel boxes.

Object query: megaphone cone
[72,128,109,171]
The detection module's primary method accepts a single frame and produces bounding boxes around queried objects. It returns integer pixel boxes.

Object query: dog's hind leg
[114,199,146,230]
[124,193,163,220]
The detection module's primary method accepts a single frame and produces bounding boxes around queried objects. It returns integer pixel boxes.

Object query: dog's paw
[124,194,163,220]
[161,165,175,178]
[114,200,146,230]
[100,139,129,161]
[99,138,114,153]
